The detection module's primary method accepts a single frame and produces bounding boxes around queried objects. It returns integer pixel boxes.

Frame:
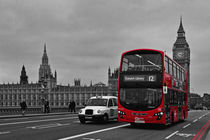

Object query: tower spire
[20,65,28,84]
[44,43,47,53]
[177,16,185,34]
[42,43,48,65]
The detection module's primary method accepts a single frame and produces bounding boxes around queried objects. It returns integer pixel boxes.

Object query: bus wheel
[183,111,186,121]
[130,122,137,127]
[171,113,174,124]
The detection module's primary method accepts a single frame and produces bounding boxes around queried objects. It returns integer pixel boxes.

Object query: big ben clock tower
[173,17,190,94]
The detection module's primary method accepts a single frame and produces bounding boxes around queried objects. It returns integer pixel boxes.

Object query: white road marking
[176,133,196,138]
[165,131,179,139]
[183,123,191,129]
[2,117,30,121]
[58,124,130,140]
[193,119,198,123]
[0,131,11,135]
[0,117,77,126]
[199,116,202,119]
[27,123,70,129]
[82,138,101,140]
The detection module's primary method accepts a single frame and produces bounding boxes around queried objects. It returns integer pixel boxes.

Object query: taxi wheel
[103,114,109,122]
[79,118,86,124]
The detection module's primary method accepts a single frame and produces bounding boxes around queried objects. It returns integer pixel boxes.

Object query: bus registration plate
[85,116,92,119]
[135,117,145,123]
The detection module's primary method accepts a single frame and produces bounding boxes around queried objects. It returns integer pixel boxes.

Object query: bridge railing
[0,106,82,115]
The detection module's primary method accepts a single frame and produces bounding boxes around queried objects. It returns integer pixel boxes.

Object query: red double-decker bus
[118,48,188,125]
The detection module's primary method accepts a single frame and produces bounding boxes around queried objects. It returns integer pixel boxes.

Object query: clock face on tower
[176,51,184,59]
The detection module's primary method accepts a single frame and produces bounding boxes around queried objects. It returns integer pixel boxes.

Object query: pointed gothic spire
[42,43,48,65]
[20,65,28,84]
[22,65,25,71]
[54,70,57,80]
[177,16,185,34]
[173,17,189,47]
[90,80,93,86]
[108,66,111,77]
[44,43,47,53]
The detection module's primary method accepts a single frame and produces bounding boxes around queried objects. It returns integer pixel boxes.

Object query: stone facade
[108,67,119,96]
[0,44,109,108]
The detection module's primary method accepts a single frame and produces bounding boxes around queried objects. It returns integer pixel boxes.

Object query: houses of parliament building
[0,45,116,108]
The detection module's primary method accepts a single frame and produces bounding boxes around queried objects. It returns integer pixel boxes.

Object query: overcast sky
[0,0,209,96]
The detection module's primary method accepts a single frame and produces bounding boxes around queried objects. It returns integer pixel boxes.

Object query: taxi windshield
[87,99,108,106]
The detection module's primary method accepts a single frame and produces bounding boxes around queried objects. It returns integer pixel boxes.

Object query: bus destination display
[124,75,156,82]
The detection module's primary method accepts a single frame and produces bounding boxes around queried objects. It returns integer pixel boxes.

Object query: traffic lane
[0,119,121,140]
[168,111,210,140]
[0,111,208,140]
[62,121,206,140]
[57,121,183,140]
[57,111,210,140]
[0,115,78,134]
[59,123,169,140]
[0,110,201,126]
[0,113,78,128]
[0,113,76,124]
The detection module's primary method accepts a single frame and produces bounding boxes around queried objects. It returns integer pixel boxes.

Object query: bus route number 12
[148,76,155,82]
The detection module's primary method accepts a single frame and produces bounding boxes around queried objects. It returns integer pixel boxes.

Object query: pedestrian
[71,100,76,113]
[44,100,50,113]
[20,100,27,115]
[68,101,71,112]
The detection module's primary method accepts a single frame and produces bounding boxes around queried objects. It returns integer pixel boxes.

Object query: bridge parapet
[0,107,71,115]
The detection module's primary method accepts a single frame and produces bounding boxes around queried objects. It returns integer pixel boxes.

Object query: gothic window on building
[9,94,12,100]
[23,94,26,100]
[55,94,58,100]
[50,94,53,100]
[61,94,64,100]
[33,95,36,100]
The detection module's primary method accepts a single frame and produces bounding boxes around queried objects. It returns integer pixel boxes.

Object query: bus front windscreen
[121,52,162,72]
[119,88,162,111]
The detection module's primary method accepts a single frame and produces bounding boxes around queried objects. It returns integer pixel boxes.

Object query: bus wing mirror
[163,86,168,94]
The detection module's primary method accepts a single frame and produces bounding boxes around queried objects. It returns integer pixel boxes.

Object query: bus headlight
[118,110,126,115]
[153,112,164,120]
[118,110,126,119]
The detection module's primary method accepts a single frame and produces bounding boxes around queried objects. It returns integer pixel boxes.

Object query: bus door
[164,89,170,124]
[178,92,182,120]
